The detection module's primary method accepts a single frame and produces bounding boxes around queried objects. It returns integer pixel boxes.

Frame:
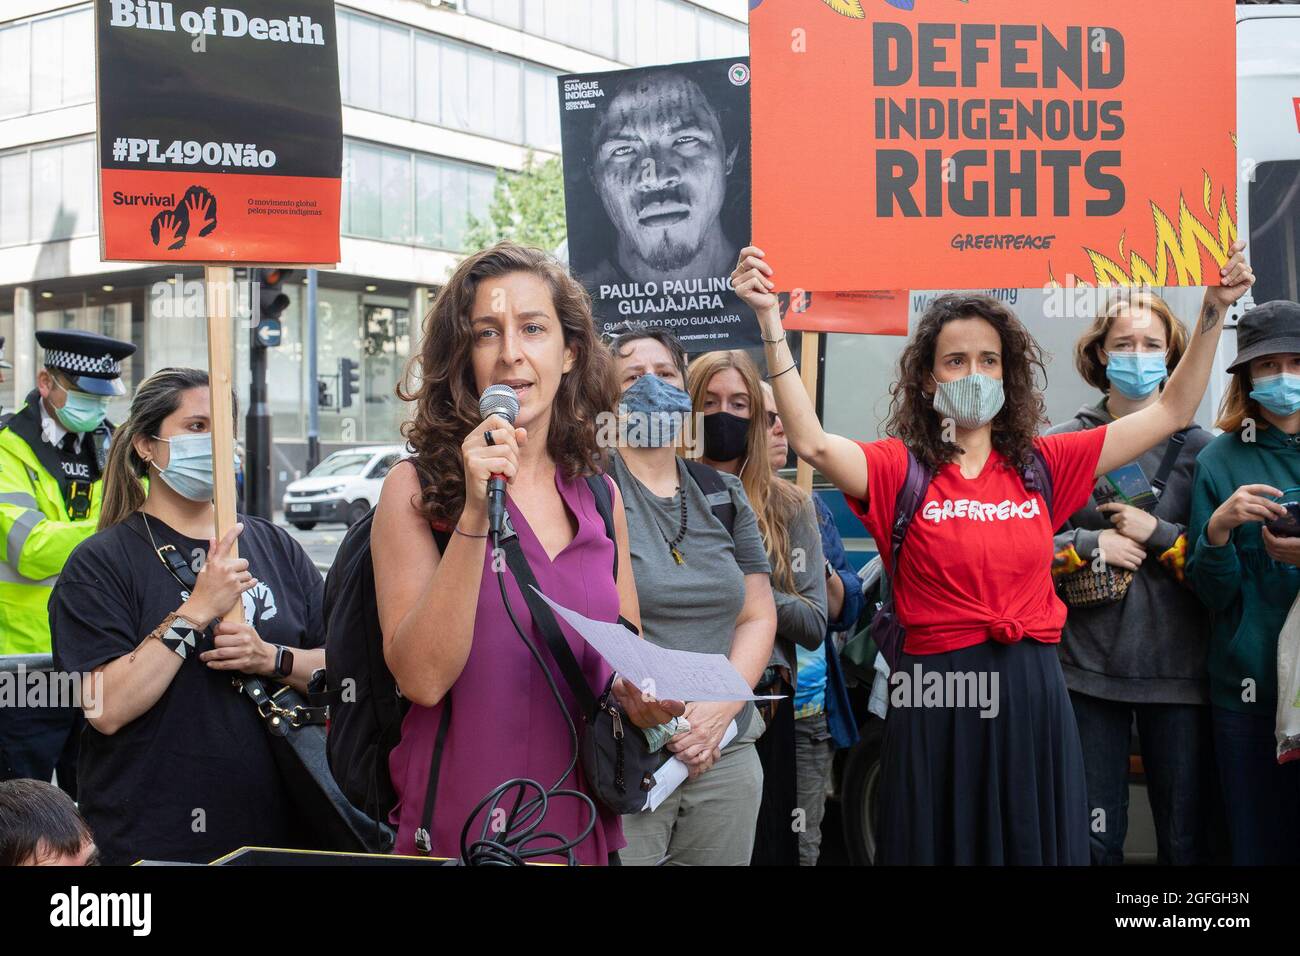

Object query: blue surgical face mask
[55,389,111,434]
[1249,372,1300,416]
[620,373,692,448]
[931,372,1005,430]
[1105,351,1169,399]
[151,433,215,502]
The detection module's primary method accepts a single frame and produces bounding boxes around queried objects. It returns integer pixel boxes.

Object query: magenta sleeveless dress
[388,471,624,864]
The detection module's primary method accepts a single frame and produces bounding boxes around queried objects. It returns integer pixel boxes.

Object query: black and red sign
[96,0,342,264]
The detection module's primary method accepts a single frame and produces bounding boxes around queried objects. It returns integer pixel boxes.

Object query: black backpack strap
[121,514,200,591]
[682,458,736,538]
[413,694,452,855]
[584,473,618,581]
[1151,430,1189,497]
[498,529,598,722]
[1029,447,1055,517]
[891,450,932,562]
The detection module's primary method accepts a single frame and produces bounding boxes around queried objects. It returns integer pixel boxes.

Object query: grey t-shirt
[608,450,771,740]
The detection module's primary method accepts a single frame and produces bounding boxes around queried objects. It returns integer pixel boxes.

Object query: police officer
[0,329,136,796]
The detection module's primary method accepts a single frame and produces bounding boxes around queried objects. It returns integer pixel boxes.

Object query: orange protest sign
[750,0,1237,291]
[777,290,908,335]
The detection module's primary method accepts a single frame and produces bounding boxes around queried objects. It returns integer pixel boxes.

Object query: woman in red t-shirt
[730,243,1254,864]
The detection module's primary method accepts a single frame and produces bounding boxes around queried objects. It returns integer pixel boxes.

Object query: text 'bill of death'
[109,2,325,45]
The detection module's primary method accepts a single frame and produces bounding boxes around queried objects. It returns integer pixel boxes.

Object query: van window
[1248,160,1300,305]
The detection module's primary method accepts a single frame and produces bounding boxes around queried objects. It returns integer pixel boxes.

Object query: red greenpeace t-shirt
[846,427,1108,655]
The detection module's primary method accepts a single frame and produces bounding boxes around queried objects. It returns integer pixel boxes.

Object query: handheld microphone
[479,384,520,539]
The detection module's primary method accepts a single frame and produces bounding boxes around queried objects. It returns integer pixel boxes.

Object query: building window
[0,138,96,249]
[337,9,562,151]
[466,0,747,65]
[0,7,94,120]
[344,140,494,252]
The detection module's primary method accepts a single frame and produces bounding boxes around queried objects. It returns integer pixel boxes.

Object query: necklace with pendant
[656,485,688,565]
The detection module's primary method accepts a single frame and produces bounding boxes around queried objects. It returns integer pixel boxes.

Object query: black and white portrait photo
[559,58,757,351]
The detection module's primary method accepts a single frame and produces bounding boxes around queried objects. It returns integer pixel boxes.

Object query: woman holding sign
[49,368,326,865]
[731,241,1253,864]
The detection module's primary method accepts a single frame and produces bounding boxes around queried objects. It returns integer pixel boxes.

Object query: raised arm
[731,247,870,502]
[1095,240,1254,477]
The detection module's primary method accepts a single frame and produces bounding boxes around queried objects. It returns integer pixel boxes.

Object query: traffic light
[339,357,360,408]
[317,378,331,409]
[253,268,294,348]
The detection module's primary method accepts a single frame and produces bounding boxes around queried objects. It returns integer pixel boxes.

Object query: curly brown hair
[398,242,618,526]
[885,294,1049,489]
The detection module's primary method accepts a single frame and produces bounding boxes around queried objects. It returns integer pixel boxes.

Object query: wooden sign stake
[204,265,244,625]
[796,331,819,493]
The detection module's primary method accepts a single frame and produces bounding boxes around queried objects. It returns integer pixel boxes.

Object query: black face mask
[703,411,750,463]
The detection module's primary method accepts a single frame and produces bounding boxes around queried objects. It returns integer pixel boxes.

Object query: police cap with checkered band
[35,329,136,396]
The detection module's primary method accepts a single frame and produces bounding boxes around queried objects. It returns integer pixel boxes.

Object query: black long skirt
[875,639,1090,865]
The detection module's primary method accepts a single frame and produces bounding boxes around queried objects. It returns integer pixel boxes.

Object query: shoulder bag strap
[498,528,598,722]
[1150,431,1188,497]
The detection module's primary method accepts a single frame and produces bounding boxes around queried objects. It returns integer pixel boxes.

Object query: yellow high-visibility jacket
[0,398,106,655]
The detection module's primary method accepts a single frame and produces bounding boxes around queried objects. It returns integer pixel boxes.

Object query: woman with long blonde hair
[688,349,826,866]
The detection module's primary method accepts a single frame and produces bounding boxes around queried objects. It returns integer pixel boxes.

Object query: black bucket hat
[1226,300,1300,375]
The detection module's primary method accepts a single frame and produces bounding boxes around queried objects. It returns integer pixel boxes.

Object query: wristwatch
[273,645,295,678]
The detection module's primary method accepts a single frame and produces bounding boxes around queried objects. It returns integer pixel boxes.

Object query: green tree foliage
[464,151,567,254]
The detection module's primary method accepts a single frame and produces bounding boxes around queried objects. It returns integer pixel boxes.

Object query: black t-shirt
[50,513,325,865]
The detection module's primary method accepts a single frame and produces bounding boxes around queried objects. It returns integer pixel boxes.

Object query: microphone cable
[455,538,598,866]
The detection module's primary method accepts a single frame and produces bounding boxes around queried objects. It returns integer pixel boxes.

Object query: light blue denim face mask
[55,389,111,434]
[620,373,692,447]
[151,433,215,502]
[1249,372,1300,416]
[1105,351,1168,400]
[932,372,1005,430]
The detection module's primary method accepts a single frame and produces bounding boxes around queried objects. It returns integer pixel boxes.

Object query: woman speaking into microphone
[731,241,1254,864]
[373,242,680,865]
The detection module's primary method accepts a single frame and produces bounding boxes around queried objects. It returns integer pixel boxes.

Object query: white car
[282,444,409,530]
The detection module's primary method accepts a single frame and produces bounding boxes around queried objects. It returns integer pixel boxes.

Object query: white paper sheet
[643,720,739,812]
[532,588,782,703]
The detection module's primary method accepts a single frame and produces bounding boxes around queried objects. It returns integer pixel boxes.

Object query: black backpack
[322,457,737,830]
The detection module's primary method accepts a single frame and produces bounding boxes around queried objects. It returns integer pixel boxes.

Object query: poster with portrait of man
[559,58,758,352]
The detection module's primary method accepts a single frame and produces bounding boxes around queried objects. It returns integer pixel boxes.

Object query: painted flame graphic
[1076,167,1237,287]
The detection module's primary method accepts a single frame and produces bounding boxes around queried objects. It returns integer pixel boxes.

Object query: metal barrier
[0,653,54,673]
